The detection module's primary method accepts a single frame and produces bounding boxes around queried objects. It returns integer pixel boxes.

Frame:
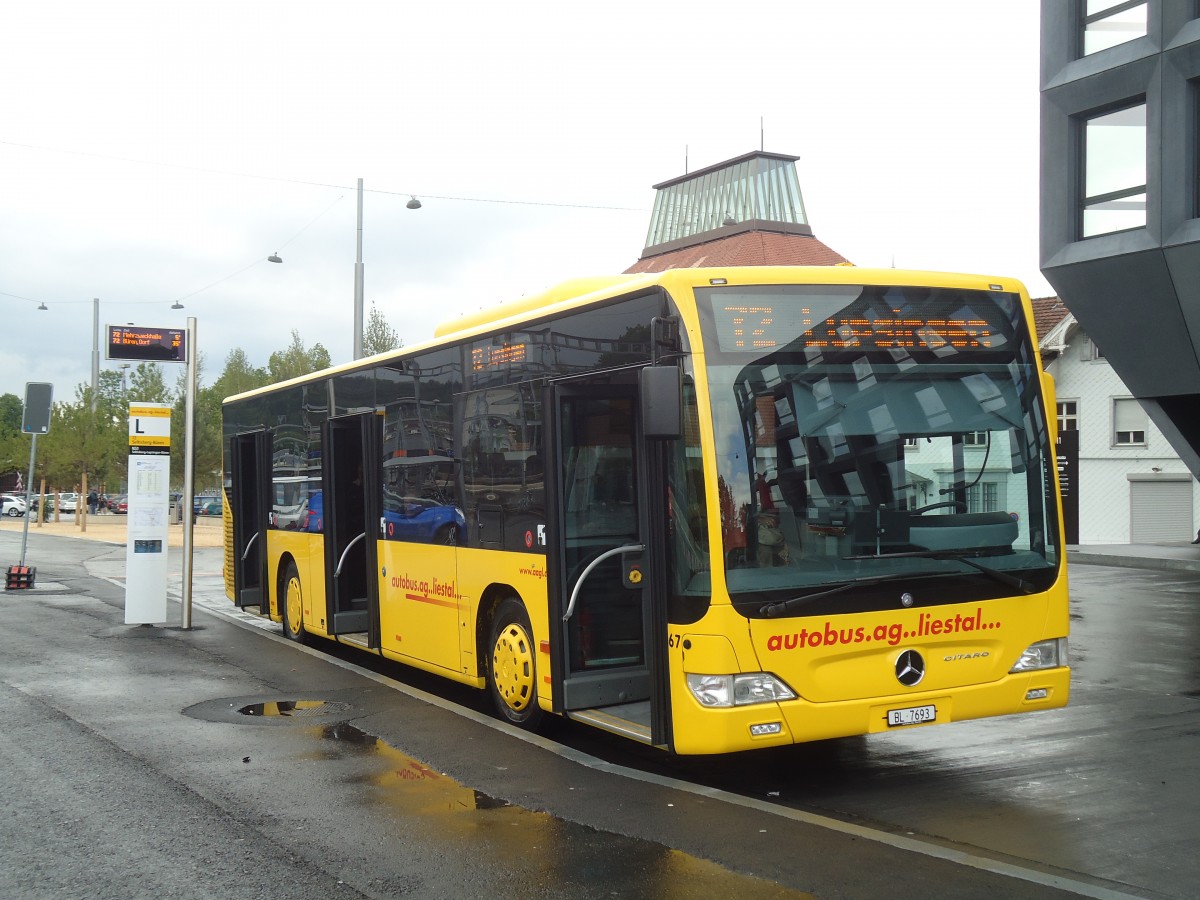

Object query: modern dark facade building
[1040,1,1200,477]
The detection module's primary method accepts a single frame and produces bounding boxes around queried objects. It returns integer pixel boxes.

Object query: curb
[1067,550,1200,574]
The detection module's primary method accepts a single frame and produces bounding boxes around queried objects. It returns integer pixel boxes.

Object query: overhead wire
[0,139,643,210]
[0,140,646,310]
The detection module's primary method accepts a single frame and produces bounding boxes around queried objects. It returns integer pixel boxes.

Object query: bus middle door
[322,412,382,648]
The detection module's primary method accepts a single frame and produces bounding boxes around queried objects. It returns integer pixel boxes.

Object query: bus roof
[223,266,1029,405]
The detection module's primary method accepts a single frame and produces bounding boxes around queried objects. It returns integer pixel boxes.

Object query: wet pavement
[2,528,1197,897]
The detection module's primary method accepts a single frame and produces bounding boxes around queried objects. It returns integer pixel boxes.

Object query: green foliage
[0,393,21,437]
[268,330,331,383]
[212,348,268,399]
[37,386,127,494]
[128,362,172,404]
[363,303,402,356]
[0,393,23,479]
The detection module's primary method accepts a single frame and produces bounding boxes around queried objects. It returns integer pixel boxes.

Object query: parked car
[1,494,27,517]
[197,496,223,517]
[303,491,323,533]
[111,495,129,515]
[57,492,79,513]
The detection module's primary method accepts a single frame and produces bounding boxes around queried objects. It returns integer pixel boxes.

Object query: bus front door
[322,413,382,648]
[231,430,271,609]
[549,384,668,746]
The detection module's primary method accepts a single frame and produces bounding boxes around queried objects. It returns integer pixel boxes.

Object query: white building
[1036,298,1199,545]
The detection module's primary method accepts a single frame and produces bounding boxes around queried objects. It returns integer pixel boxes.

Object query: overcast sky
[0,0,1047,404]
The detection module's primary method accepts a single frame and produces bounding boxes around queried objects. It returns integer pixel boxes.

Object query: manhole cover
[182,695,360,726]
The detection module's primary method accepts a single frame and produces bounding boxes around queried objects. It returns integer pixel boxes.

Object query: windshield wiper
[843,549,1037,595]
[759,570,948,618]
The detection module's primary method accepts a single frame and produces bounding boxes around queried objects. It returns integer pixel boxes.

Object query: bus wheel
[487,597,543,730]
[281,561,308,644]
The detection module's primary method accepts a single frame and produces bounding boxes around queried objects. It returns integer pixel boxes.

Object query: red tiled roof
[1031,296,1070,342]
[624,232,850,274]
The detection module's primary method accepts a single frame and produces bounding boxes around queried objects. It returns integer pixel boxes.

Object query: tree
[212,347,268,398]
[39,385,125,500]
[268,330,331,382]
[0,392,21,437]
[170,348,271,492]
[363,303,402,356]
[128,362,173,405]
[0,393,23,481]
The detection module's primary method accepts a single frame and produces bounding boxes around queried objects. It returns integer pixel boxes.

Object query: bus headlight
[1009,637,1068,673]
[686,673,796,708]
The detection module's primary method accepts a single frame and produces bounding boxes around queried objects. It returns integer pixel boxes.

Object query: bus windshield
[696,282,1060,617]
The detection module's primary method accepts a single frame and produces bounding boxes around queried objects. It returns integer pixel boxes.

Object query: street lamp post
[352,178,420,360]
[354,178,365,360]
[91,298,100,412]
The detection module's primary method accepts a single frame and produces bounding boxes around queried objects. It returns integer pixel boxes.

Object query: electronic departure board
[106,326,187,363]
[703,288,1012,354]
[471,342,527,371]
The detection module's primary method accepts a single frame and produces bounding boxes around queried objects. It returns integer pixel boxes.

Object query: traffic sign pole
[9,381,52,590]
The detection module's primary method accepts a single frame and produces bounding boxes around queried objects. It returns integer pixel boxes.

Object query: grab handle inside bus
[240,531,259,561]
[334,532,366,577]
[563,543,645,622]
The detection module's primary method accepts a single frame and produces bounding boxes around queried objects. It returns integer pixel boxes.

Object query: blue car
[381,491,465,545]
[304,489,464,545]
[303,491,324,533]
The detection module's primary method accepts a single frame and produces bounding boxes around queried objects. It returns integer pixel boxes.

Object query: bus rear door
[231,429,271,609]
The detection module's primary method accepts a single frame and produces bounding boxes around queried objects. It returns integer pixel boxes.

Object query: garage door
[1129,477,1194,542]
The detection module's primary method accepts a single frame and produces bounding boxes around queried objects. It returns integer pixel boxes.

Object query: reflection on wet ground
[308,722,813,899]
[239,700,352,718]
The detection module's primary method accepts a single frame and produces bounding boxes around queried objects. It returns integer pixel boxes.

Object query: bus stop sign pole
[7,381,52,590]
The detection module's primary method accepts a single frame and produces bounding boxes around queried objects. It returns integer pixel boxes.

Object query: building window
[1082,102,1147,237]
[1195,79,1200,220]
[1058,401,1079,432]
[1113,397,1147,445]
[1083,335,1106,360]
[966,482,1000,514]
[1082,1,1147,56]
[963,431,988,446]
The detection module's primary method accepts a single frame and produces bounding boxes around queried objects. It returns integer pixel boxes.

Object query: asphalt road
[1,530,1193,898]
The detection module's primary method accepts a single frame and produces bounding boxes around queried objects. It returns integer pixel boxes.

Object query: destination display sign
[106,325,187,363]
[700,287,1014,355]
[714,304,999,352]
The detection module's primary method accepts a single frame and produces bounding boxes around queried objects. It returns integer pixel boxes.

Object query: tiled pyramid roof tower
[625,151,850,273]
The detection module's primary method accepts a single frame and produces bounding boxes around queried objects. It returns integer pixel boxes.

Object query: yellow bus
[222,266,1069,755]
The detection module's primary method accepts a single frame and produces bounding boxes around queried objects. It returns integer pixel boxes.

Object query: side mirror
[640,366,682,439]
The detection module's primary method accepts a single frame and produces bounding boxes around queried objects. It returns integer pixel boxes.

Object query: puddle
[238,700,352,718]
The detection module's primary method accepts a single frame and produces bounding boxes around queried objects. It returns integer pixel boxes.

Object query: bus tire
[280,560,308,644]
[487,597,543,730]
